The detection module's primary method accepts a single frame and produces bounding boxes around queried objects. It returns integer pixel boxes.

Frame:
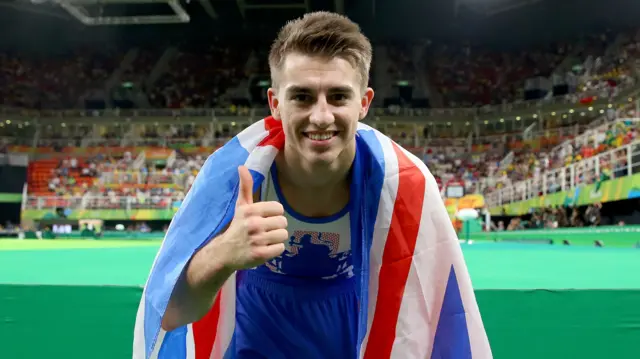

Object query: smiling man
[134,11,491,359]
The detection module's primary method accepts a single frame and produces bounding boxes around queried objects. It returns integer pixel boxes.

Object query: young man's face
[268,53,374,167]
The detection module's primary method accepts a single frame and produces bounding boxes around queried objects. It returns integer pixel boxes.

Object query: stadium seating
[428,43,565,107]
[3,28,640,217]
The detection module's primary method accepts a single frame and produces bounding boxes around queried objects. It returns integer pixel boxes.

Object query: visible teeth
[308,132,334,141]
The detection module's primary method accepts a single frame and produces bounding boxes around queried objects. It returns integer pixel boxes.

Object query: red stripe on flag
[363,143,426,359]
[193,292,222,359]
[258,116,285,150]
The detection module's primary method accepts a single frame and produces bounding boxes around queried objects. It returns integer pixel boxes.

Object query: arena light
[569,109,574,114]
[499,118,504,123]
[588,106,593,111]
[54,0,190,25]
[532,114,537,118]
[515,116,520,121]
[600,109,605,114]
[551,112,556,116]
[5,120,10,125]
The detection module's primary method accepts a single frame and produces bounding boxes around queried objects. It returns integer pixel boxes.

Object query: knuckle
[248,235,264,246]
[245,217,261,233]
[249,250,265,262]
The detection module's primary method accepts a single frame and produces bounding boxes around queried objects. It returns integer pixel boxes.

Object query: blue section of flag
[143,136,250,357]
[351,129,385,351]
[158,326,187,358]
[431,265,472,359]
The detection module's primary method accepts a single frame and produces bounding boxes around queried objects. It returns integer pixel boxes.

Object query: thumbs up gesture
[217,166,289,271]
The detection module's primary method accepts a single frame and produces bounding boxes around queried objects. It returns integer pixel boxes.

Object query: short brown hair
[268,11,372,91]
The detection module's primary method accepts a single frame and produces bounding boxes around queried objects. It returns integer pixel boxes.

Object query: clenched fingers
[246,215,288,234]
[251,228,289,246]
[240,201,284,218]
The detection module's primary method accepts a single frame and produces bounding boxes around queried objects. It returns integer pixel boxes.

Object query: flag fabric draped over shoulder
[133,116,493,359]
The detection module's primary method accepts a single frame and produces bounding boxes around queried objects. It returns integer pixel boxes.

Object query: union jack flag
[133,116,492,359]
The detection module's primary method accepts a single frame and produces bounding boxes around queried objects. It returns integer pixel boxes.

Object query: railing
[23,195,183,211]
[485,139,640,208]
[0,136,36,146]
[98,171,193,188]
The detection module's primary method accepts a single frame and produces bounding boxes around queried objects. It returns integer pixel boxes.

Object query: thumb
[237,165,254,206]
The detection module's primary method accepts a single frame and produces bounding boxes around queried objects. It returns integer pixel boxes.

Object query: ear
[359,87,375,120]
[267,88,281,120]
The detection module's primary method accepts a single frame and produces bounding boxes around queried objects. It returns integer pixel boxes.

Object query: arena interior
[1,0,640,358]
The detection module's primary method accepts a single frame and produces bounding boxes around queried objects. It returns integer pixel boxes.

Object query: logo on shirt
[286,230,340,257]
[262,230,353,279]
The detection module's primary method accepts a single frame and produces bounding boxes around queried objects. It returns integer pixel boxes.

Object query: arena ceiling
[455,0,541,16]
[2,0,535,26]
[1,0,637,47]
[1,0,334,25]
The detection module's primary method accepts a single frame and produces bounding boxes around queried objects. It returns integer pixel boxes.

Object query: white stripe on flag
[390,146,445,358]
[397,146,492,359]
[237,120,269,151]
[185,324,195,359]
[149,329,166,359]
[134,226,174,358]
[210,273,237,359]
[245,145,278,178]
[358,129,399,359]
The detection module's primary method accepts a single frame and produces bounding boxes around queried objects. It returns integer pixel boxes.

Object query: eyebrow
[285,85,355,95]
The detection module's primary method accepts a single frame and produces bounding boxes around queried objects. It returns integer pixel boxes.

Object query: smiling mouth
[303,131,339,141]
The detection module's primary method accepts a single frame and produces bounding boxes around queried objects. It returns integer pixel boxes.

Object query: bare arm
[161,232,234,332]
[160,166,287,332]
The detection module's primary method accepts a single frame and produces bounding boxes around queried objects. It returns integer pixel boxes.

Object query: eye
[292,94,311,103]
[330,93,349,102]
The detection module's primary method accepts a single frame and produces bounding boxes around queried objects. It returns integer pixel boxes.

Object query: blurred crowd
[24,113,639,213]
[429,42,565,107]
[491,203,610,231]
[489,117,640,192]
[2,27,639,216]
[29,149,208,210]
[1,27,638,111]
[0,48,122,109]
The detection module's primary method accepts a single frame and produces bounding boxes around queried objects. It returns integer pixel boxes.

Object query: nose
[309,95,335,128]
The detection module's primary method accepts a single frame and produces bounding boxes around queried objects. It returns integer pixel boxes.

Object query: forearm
[161,237,234,331]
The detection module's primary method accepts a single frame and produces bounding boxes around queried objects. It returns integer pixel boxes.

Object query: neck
[274,146,354,217]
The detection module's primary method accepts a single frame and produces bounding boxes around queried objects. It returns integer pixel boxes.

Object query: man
[134,11,491,359]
